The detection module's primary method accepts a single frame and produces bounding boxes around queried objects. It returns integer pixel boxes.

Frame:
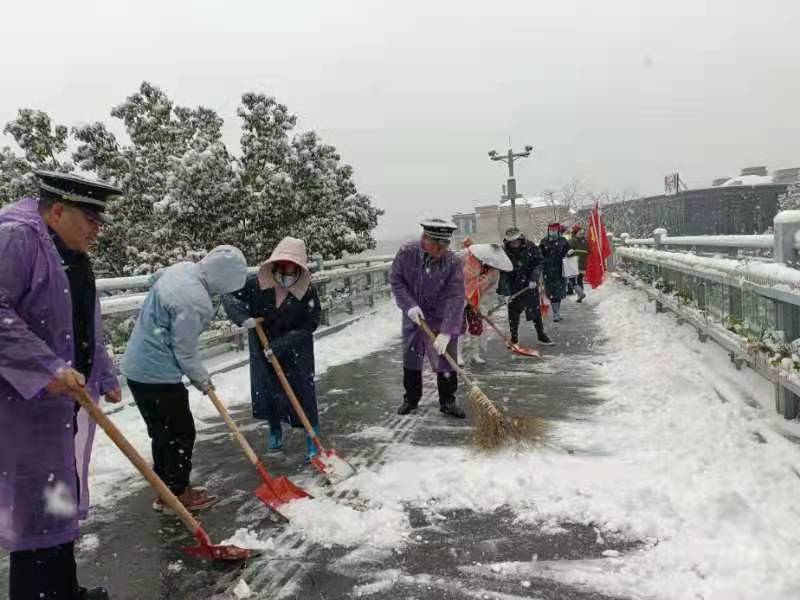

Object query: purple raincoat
[0,198,118,552]
[390,241,465,372]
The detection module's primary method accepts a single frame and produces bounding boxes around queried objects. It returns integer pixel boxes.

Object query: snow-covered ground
[87,301,402,506]
[85,282,800,599]
[267,282,800,600]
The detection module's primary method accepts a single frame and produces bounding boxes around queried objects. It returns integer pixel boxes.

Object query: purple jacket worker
[391,218,467,418]
[0,170,122,600]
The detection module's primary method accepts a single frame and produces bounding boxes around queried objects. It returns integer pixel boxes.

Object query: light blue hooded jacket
[121,245,248,387]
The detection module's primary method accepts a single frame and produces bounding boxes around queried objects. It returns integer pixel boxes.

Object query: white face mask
[276,271,300,289]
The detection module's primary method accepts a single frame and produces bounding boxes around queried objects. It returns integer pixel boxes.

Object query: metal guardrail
[100,255,396,366]
[99,255,394,316]
[614,211,800,420]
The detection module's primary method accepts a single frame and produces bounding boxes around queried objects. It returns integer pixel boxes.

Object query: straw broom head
[467,384,547,450]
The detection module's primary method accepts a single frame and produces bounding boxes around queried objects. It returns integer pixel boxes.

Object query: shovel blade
[509,343,540,357]
[254,476,311,518]
[183,542,255,561]
[311,450,357,485]
[183,531,256,561]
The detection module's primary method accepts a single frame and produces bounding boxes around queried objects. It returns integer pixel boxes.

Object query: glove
[241,318,258,329]
[567,249,575,256]
[407,306,425,325]
[528,281,537,290]
[193,378,213,394]
[433,333,451,355]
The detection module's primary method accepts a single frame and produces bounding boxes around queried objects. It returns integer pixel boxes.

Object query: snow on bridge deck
[3,282,800,600]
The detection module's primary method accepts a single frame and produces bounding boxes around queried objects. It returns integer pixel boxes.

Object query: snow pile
[282,497,409,549]
[220,528,276,551]
[77,533,100,553]
[233,579,252,599]
[88,301,401,506]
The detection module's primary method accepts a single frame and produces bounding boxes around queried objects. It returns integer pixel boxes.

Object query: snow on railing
[615,211,800,419]
[615,247,800,305]
[98,255,394,316]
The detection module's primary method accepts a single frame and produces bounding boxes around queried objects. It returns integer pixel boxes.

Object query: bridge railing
[99,254,395,367]
[614,211,800,419]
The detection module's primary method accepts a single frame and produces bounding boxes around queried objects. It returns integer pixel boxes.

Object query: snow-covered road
[5,282,800,600]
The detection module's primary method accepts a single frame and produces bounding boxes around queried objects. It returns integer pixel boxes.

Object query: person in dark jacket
[223,237,322,459]
[540,223,571,322]
[497,227,553,345]
[569,224,589,302]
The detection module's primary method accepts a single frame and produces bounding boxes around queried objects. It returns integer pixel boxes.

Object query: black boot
[398,368,422,415]
[437,372,464,418]
[397,400,418,415]
[440,402,466,418]
[79,587,111,600]
[535,318,555,346]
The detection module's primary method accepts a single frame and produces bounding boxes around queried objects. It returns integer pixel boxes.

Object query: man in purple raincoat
[0,171,122,600]
[391,218,467,418]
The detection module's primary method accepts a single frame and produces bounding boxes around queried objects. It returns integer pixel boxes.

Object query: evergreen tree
[3,82,382,275]
[0,109,73,205]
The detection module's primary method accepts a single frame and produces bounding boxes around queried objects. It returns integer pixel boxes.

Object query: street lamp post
[488,145,533,228]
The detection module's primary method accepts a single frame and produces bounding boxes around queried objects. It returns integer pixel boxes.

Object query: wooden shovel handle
[476,310,513,346]
[207,389,259,466]
[75,389,202,536]
[417,319,475,387]
[253,321,323,449]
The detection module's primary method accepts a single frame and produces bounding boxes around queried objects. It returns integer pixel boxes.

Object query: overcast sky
[2,0,799,239]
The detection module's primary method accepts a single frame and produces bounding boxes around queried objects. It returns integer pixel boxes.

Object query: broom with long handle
[416,319,545,449]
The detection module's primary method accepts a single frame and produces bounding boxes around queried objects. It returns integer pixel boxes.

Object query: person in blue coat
[222,237,322,459]
[121,245,248,512]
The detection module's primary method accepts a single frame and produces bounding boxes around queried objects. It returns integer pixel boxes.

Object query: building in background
[454,197,571,245]
[589,164,799,237]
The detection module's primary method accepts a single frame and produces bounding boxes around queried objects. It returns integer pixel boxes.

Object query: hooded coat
[121,245,248,387]
[222,237,321,427]
[0,198,118,552]
[390,241,465,372]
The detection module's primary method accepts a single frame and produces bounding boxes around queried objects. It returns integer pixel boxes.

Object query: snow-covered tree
[73,82,238,275]
[236,93,382,262]
[3,109,73,172]
[0,146,36,203]
[4,82,382,274]
[0,109,73,206]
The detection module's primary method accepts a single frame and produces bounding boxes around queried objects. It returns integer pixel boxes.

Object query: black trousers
[403,368,457,406]
[508,292,544,341]
[10,541,80,600]
[128,380,195,496]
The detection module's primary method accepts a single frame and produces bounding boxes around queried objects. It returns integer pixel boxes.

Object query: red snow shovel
[74,389,254,561]
[478,311,540,358]
[206,389,311,521]
[254,321,357,485]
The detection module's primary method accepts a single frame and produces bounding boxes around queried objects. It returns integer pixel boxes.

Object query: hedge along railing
[99,254,395,368]
[615,210,800,420]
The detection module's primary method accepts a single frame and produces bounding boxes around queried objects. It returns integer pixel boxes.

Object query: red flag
[585,202,612,288]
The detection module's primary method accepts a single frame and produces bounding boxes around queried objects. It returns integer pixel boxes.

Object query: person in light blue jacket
[121,245,248,512]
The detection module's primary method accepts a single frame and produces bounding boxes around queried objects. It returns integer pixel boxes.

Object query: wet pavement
[1,298,628,599]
